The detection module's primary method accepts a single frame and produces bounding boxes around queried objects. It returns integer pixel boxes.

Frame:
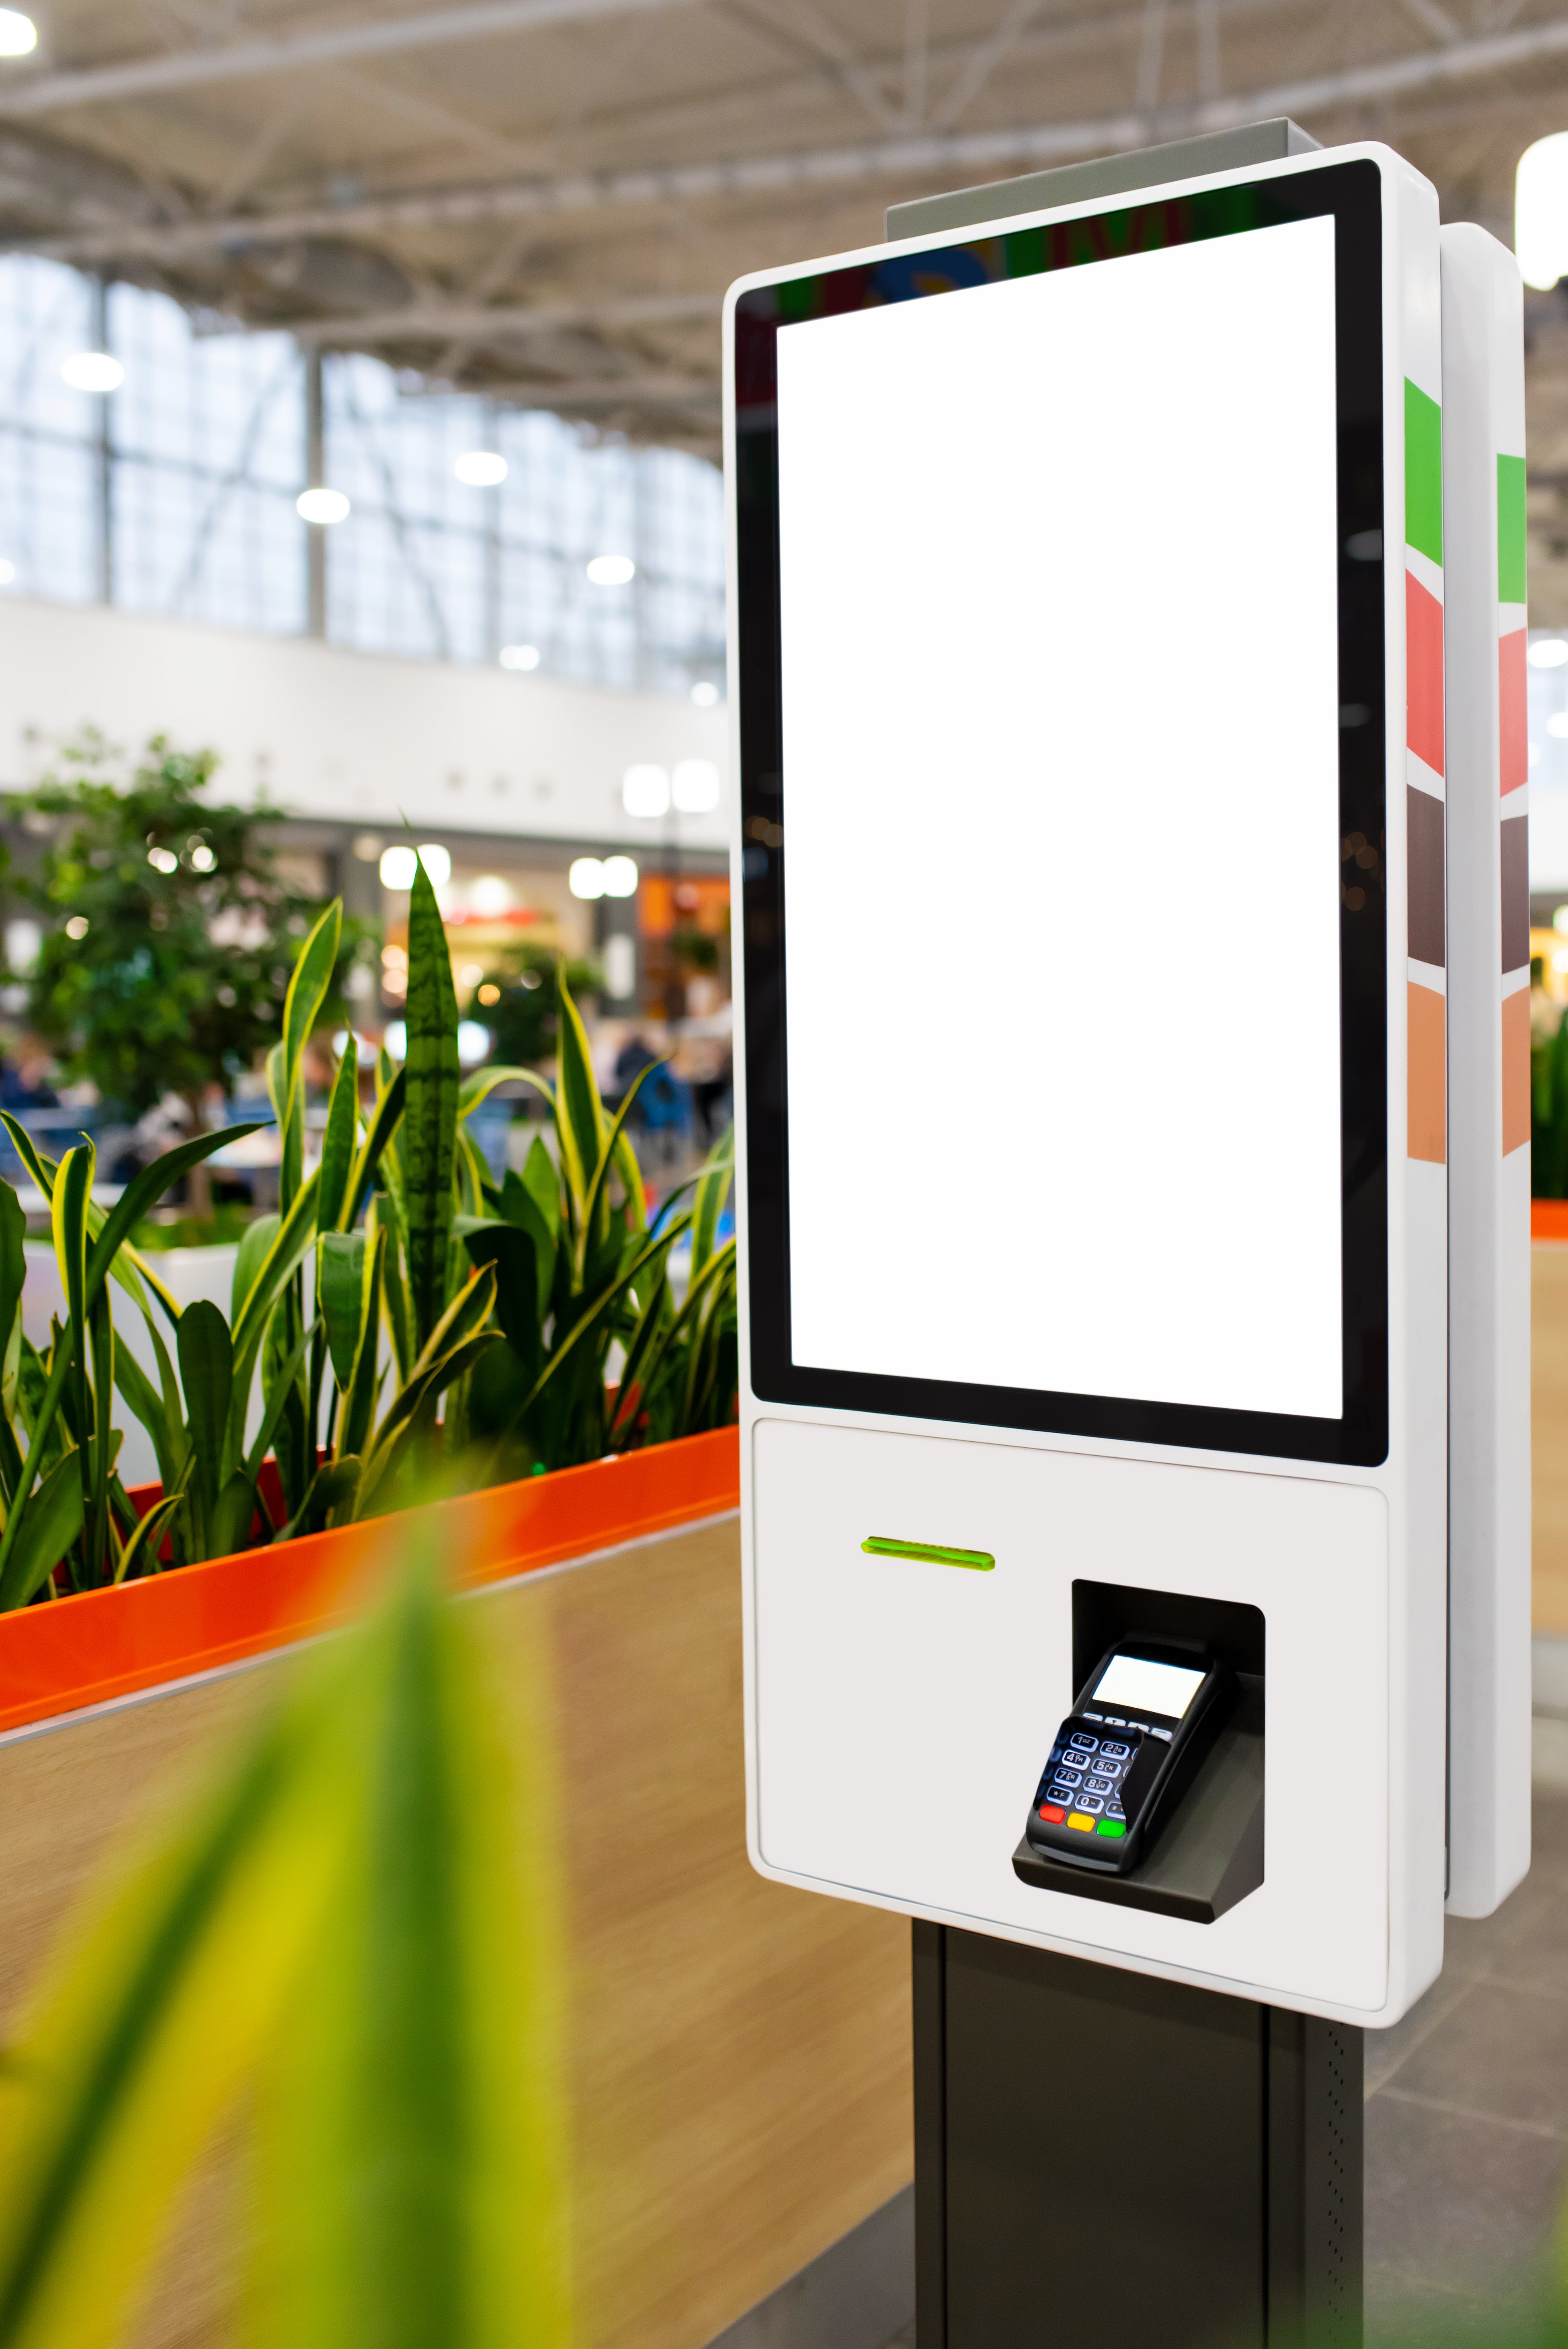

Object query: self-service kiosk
[726,115,1529,2347]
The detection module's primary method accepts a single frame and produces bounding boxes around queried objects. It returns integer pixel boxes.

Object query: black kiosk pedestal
[913,1923,1363,2349]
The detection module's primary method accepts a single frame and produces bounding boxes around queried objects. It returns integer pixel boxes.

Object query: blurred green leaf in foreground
[0,1545,570,2349]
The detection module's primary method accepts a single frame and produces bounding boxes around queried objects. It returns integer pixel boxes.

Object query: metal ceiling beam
[0,0,697,118]
[503,372,716,403]
[19,12,1568,264]
[286,288,720,344]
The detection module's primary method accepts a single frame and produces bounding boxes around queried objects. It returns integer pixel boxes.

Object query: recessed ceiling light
[1529,637,1568,669]
[297,486,350,525]
[569,858,606,900]
[454,450,507,486]
[601,855,639,897]
[61,351,123,393]
[0,11,39,57]
[1517,131,1568,290]
[499,643,540,671]
[587,554,635,586]
[672,758,721,813]
[622,763,670,817]
[690,680,719,706]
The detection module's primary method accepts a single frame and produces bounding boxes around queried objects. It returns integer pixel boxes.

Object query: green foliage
[1535,1005,1568,1197]
[473,944,599,1071]
[0,1547,570,2349]
[0,851,737,1605]
[6,730,377,1116]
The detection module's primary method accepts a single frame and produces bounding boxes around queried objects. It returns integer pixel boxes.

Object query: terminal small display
[1090,1654,1206,1721]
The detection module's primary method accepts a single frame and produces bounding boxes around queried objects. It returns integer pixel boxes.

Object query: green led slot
[861,1536,995,1572]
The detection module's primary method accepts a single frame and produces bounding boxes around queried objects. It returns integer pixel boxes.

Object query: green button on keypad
[1096,1819,1125,1839]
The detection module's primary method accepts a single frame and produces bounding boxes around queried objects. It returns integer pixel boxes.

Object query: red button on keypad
[1039,1803,1066,1823]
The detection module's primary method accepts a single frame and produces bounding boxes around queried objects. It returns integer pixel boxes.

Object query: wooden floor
[0,1516,913,2349]
[1535,1246,1568,1635]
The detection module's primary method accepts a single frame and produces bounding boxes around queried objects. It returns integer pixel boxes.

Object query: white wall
[0,595,729,853]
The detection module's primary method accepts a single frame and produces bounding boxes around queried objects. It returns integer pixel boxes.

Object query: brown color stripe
[1408,981,1446,1164]
[1503,989,1531,1157]
[1407,785,1446,968]
[1502,812,1530,973]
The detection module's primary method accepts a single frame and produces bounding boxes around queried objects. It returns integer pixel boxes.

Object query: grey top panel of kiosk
[885,117,1321,242]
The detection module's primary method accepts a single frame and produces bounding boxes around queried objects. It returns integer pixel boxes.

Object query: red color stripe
[1500,627,1527,797]
[1406,571,1444,778]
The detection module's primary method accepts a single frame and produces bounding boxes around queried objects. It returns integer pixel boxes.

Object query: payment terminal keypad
[1034,1729,1138,1841]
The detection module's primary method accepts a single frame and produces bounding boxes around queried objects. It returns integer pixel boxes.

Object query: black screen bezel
[734,157,1390,1468]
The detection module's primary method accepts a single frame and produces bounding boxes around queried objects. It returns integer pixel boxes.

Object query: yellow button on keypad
[1068,1812,1095,1832]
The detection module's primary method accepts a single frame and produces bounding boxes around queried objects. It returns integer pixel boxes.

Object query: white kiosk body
[726,142,1527,2030]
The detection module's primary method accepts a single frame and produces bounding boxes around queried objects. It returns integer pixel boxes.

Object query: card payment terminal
[1024,1642,1227,1875]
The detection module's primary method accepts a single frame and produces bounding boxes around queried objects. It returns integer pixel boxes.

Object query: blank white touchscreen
[775,214,1344,1418]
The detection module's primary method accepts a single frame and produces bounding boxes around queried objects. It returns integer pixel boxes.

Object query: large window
[0,256,724,699]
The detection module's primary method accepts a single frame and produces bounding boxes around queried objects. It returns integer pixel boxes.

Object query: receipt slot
[726,114,1528,2349]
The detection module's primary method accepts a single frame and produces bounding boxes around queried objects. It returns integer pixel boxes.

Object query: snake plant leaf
[457,1065,551,1120]
[407,1263,498,1386]
[691,1127,734,1276]
[242,1319,316,1491]
[284,902,342,1092]
[577,1056,662,1268]
[177,1302,234,1516]
[248,1557,570,2349]
[51,1143,93,1348]
[0,1448,84,1610]
[233,1212,281,1326]
[520,1135,558,1229]
[551,975,601,1233]
[339,1067,405,1233]
[0,1667,356,2349]
[231,1172,322,1372]
[516,1213,693,1427]
[82,1125,267,1318]
[206,1470,259,1565]
[111,1340,181,1499]
[317,1046,360,1238]
[111,1491,183,1587]
[0,1182,24,1377]
[403,859,459,1351]
[320,1233,367,1393]
[338,1229,386,1466]
[461,1226,542,1378]
[501,1158,558,1323]
[0,1123,184,1336]
[355,1333,500,1520]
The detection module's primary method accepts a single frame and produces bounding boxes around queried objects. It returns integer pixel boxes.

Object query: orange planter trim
[1533,1198,1568,1243]
[0,1427,740,1737]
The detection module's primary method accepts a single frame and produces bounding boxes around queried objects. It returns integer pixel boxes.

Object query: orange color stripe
[1408,981,1446,1164]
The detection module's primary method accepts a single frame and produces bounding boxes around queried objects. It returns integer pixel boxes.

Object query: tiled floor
[1364,1787,1568,2341]
[875,1787,1568,2348]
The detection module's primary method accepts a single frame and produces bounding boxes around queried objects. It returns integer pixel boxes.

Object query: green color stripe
[1498,453,1527,605]
[1405,380,1443,568]
[861,1536,995,1571]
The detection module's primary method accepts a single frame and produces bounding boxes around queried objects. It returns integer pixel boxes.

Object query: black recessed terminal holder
[1013,1580,1265,1925]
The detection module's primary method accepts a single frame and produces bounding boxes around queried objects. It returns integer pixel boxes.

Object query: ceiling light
[602,855,638,897]
[1518,132,1568,290]
[454,450,507,486]
[459,962,485,987]
[471,874,512,917]
[379,846,418,890]
[587,554,635,587]
[1554,906,1568,935]
[457,1020,491,1065]
[623,763,670,818]
[352,832,383,862]
[64,915,88,940]
[499,643,539,672]
[383,1020,407,1061]
[416,841,451,886]
[146,845,178,874]
[1549,713,1568,740]
[0,559,16,587]
[0,12,39,57]
[297,486,350,525]
[1529,637,1568,669]
[690,680,719,707]
[61,351,123,394]
[672,758,721,813]
[569,858,606,901]
[189,843,216,871]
